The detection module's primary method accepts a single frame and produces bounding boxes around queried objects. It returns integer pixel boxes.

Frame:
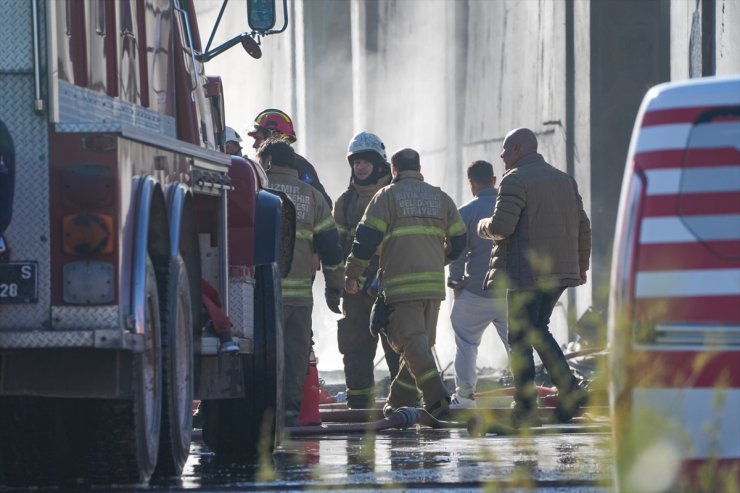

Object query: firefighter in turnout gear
[257,139,344,427]
[248,108,332,206]
[345,148,467,419]
[334,132,401,409]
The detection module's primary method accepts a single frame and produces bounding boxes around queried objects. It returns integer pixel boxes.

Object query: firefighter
[257,138,344,427]
[223,126,244,156]
[247,108,332,206]
[345,148,467,419]
[334,131,401,409]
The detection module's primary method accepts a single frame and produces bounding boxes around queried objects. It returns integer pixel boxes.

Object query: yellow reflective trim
[363,214,388,234]
[384,272,444,286]
[347,387,374,396]
[283,278,312,287]
[396,379,419,392]
[296,229,313,241]
[323,262,344,272]
[385,282,443,297]
[314,215,336,233]
[385,225,446,242]
[282,289,312,298]
[348,255,370,268]
[448,219,466,237]
[416,369,439,385]
[337,225,349,235]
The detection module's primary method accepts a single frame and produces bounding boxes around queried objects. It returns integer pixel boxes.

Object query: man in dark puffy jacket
[478,128,591,427]
[333,131,400,409]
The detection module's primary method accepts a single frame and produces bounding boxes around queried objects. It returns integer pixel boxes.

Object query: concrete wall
[194,0,739,371]
[590,0,671,306]
[672,0,740,79]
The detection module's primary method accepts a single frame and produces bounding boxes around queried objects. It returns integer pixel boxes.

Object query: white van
[608,76,740,493]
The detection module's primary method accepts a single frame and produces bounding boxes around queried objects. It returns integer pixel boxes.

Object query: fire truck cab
[0,0,289,486]
[608,76,740,492]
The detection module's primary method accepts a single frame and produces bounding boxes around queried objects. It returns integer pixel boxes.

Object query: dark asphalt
[172,422,613,492]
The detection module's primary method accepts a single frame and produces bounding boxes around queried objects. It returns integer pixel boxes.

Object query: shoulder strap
[339,186,356,228]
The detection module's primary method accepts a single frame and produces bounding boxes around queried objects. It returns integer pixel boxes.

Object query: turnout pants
[337,292,400,407]
[283,304,313,424]
[385,299,447,409]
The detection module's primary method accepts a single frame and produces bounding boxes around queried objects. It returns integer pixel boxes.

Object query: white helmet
[346,131,386,166]
[224,126,242,144]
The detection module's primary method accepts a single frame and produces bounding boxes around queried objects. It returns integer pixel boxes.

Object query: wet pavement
[175,422,613,492]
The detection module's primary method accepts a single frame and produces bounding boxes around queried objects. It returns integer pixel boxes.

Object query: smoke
[194,0,568,373]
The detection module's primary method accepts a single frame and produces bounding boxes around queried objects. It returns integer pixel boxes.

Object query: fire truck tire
[89,255,163,484]
[153,256,193,478]
[247,262,284,452]
[0,397,86,486]
[201,262,283,459]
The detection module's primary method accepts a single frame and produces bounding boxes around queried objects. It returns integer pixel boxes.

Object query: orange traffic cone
[298,348,322,426]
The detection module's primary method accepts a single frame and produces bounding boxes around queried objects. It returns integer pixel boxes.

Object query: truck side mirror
[247,0,276,32]
[199,0,288,63]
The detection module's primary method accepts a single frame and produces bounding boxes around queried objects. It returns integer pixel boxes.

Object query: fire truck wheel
[247,262,284,453]
[0,397,87,486]
[89,255,163,483]
[201,262,283,460]
[153,256,193,479]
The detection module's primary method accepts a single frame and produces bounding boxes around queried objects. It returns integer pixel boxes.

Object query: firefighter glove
[369,292,391,337]
[325,287,342,314]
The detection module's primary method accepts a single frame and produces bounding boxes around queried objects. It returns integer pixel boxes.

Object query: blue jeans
[507,287,578,410]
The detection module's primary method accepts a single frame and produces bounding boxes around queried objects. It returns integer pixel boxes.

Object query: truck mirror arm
[199,32,262,62]
[200,0,288,63]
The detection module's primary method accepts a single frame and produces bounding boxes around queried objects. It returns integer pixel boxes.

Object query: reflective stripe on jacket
[346,170,466,303]
[333,175,392,290]
[268,166,344,304]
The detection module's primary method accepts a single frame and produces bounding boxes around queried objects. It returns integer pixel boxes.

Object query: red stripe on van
[636,242,740,270]
[632,350,740,388]
[677,458,740,489]
[634,296,740,324]
[641,106,724,127]
[634,148,740,170]
[641,191,740,216]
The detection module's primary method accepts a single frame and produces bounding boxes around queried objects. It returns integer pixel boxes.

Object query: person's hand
[345,277,359,295]
[311,253,320,274]
[325,288,342,314]
[477,218,492,238]
[447,280,462,299]
[579,271,588,285]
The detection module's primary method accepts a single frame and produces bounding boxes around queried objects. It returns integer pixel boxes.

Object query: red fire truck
[609,76,740,492]
[0,0,291,486]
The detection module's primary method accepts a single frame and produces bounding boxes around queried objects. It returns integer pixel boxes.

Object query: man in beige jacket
[478,128,591,426]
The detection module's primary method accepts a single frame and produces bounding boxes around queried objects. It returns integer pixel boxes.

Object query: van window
[678,107,740,260]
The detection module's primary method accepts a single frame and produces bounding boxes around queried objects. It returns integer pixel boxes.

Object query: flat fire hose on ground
[285,407,467,437]
[285,407,610,438]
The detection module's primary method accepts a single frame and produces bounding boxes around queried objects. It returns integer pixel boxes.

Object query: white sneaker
[450,393,476,409]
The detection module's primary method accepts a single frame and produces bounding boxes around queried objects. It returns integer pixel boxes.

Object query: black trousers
[507,287,578,409]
